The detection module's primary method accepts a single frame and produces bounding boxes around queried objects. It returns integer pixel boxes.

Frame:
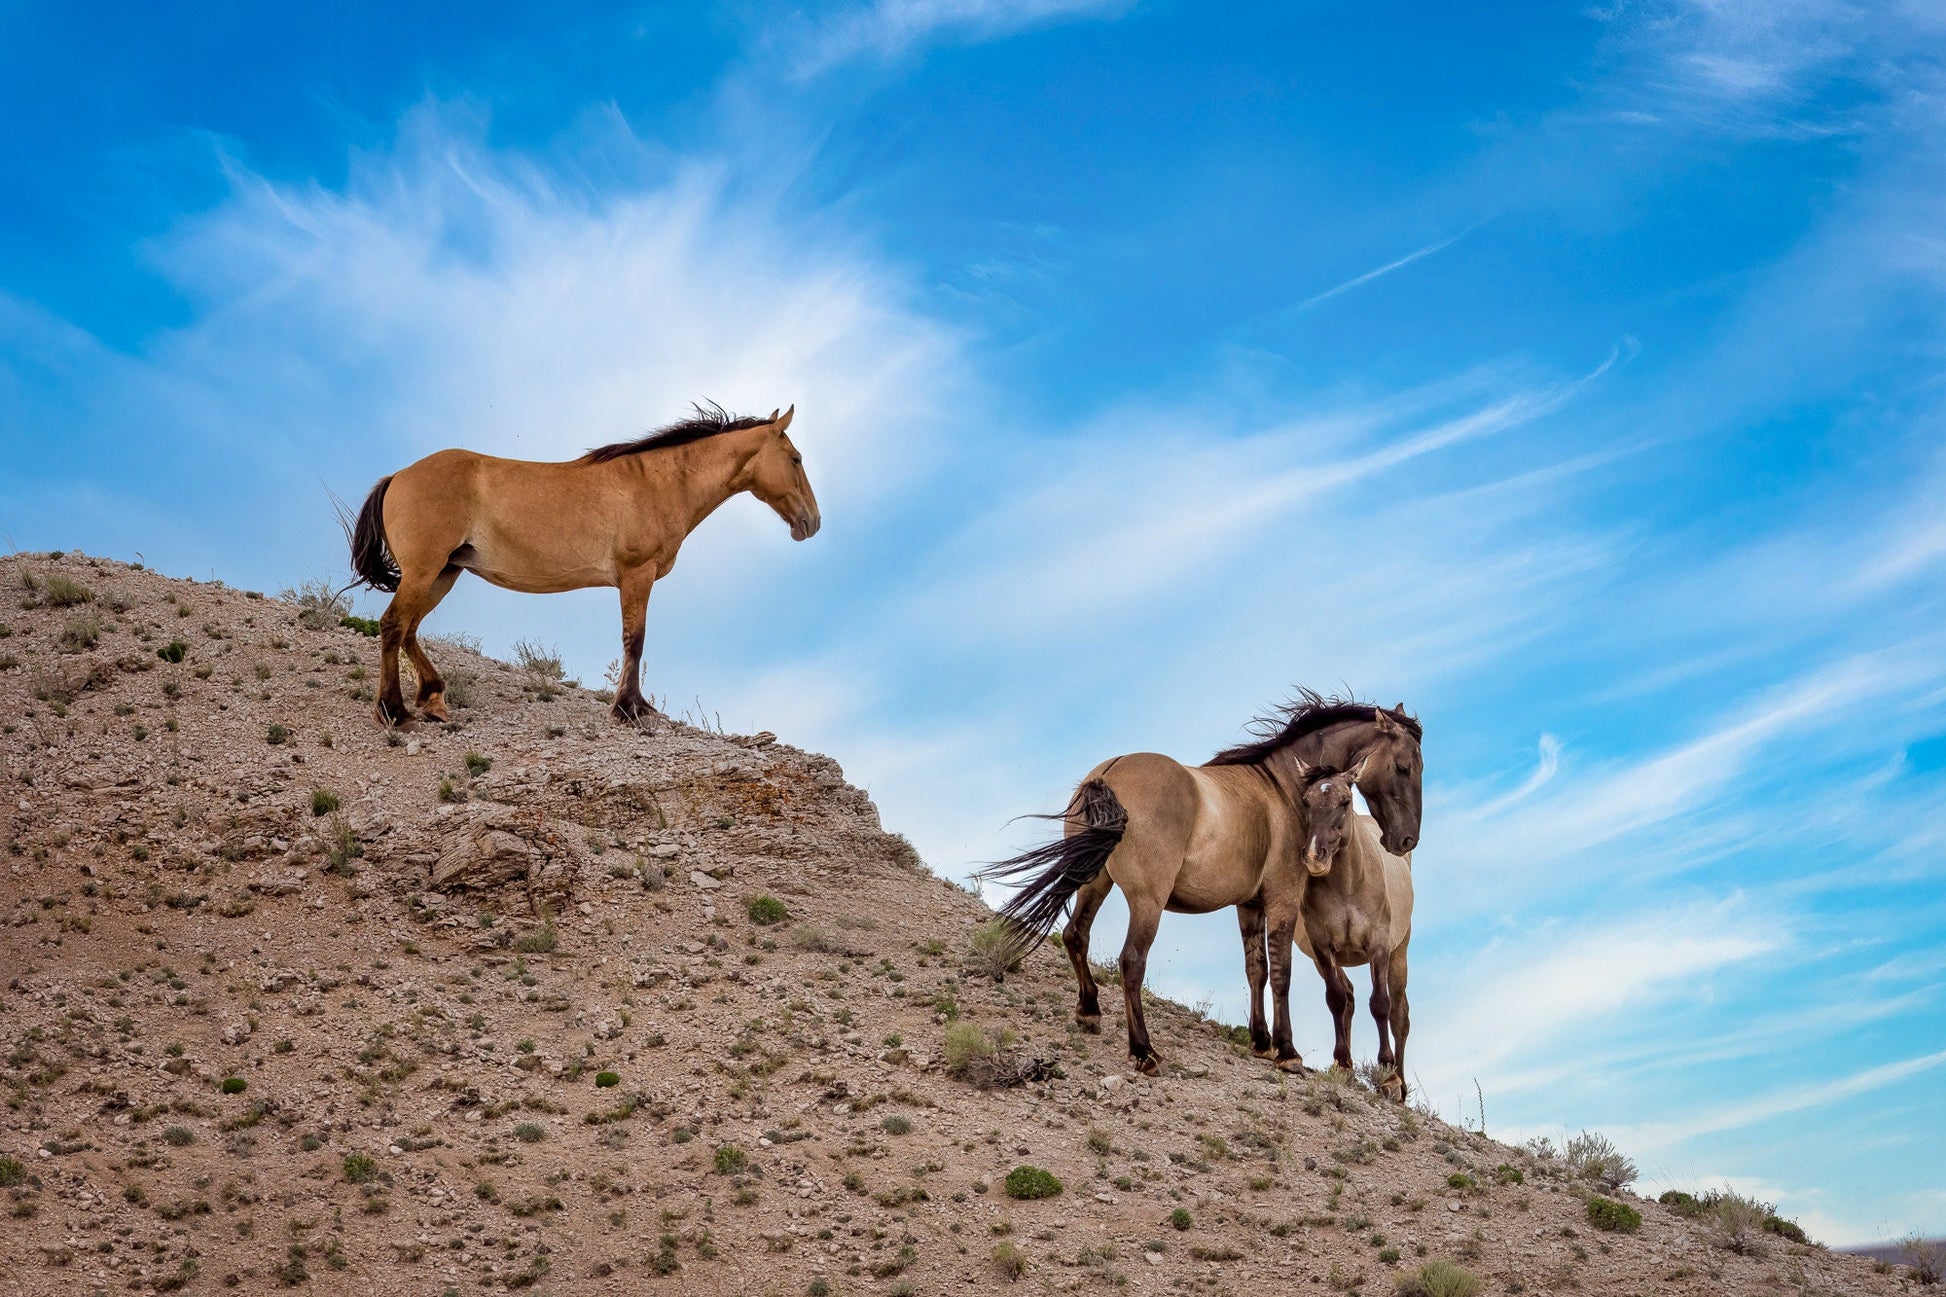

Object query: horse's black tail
[342,476,401,594]
[979,778,1128,959]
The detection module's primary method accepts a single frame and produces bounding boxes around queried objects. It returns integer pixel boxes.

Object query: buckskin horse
[344,403,819,727]
[980,693,1423,1075]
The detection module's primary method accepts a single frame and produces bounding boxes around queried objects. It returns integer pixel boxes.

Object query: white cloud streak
[1289,233,1469,312]
[789,0,1125,78]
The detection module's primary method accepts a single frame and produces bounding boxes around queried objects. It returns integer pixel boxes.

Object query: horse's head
[744,406,821,541]
[1293,758,1362,875]
[1353,705,1421,855]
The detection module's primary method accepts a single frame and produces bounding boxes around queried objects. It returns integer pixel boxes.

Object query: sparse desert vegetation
[0,554,1914,1295]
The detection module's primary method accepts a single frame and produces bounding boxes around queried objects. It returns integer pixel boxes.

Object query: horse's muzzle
[791,512,821,541]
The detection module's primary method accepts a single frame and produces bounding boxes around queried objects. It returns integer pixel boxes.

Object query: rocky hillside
[0,552,1921,1295]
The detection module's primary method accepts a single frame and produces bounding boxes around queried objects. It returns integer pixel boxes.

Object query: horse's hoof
[1133,1054,1161,1077]
[419,696,450,723]
[1251,1044,1278,1060]
[374,699,410,728]
[610,697,656,726]
[1276,1056,1308,1075]
[1075,1014,1102,1034]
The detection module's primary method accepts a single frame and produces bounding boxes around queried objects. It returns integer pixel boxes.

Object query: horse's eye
[792,455,803,465]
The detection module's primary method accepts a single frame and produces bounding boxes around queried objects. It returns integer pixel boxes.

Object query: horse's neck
[655,429,768,533]
[1284,719,1377,770]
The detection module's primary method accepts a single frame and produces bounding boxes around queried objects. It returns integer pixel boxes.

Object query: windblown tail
[980,778,1128,958]
[344,476,400,593]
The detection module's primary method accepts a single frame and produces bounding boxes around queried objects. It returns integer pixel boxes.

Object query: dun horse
[344,404,819,727]
[1248,759,1415,1098]
[981,694,1423,1075]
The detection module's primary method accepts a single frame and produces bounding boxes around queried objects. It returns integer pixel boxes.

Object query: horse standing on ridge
[1251,758,1415,1099]
[343,404,819,727]
[980,694,1423,1075]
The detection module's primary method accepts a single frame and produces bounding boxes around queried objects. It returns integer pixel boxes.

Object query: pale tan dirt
[0,553,1920,1295]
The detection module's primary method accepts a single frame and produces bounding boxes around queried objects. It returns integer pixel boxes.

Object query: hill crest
[0,550,1915,1294]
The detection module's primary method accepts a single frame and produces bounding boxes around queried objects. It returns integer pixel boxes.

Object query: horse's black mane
[1206,688,1423,767]
[579,401,771,463]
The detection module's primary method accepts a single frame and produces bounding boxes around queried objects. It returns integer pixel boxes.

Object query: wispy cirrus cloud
[787,0,1127,78]
[1289,232,1471,313]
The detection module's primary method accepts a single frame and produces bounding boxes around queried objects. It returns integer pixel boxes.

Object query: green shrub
[1003,1166,1062,1200]
[0,1156,24,1187]
[1494,1163,1524,1185]
[60,613,101,651]
[967,920,1023,982]
[512,1123,545,1144]
[220,1077,247,1095]
[513,919,557,954]
[747,895,789,926]
[1395,1260,1483,1297]
[310,788,340,817]
[42,574,94,607]
[1659,1189,1700,1214]
[1170,1207,1192,1230]
[1764,1213,1808,1244]
[1446,1173,1476,1190]
[464,751,492,776]
[340,614,380,637]
[595,1071,620,1089]
[714,1145,747,1175]
[881,1114,912,1136]
[156,639,188,664]
[1564,1130,1637,1191]
[265,724,289,746]
[343,1153,379,1184]
[942,1022,994,1073]
[1587,1196,1642,1233]
[163,1126,194,1147]
[991,1238,1028,1280]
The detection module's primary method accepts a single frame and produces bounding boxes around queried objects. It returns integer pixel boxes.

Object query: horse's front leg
[1267,909,1306,1073]
[1368,952,1402,1101]
[1237,898,1274,1057]
[610,567,658,725]
[1317,950,1356,1074]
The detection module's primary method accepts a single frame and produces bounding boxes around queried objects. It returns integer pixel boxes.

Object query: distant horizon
[4,0,1943,1246]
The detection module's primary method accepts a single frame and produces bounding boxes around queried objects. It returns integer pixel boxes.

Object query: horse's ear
[774,405,795,432]
[1347,753,1370,782]
[1292,758,1312,778]
[1373,708,1396,734]
[1393,701,1405,716]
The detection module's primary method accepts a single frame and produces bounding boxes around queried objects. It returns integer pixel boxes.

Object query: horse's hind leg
[1238,899,1274,1057]
[1062,871,1113,1031]
[401,565,462,722]
[375,591,417,727]
[1118,894,1166,1075]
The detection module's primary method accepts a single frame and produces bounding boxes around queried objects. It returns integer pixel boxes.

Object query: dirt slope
[0,552,1919,1295]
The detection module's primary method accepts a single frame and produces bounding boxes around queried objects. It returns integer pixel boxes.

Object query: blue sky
[3,0,1943,1245]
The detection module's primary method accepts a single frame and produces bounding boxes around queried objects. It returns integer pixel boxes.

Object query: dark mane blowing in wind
[1206,688,1423,766]
[578,401,772,464]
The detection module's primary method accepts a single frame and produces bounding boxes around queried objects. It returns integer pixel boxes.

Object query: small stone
[689,870,722,891]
